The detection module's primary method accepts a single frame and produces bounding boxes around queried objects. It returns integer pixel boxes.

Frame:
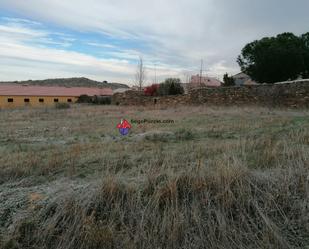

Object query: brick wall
[112,80,309,108]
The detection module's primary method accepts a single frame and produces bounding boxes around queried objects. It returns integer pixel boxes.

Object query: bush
[93,96,111,105]
[157,78,184,96]
[223,73,235,86]
[55,103,70,109]
[77,95,111,105]
[77,95,93,103]
[144,84,159,96]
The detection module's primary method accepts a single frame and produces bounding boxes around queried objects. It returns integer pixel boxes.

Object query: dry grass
[0,105,309,249]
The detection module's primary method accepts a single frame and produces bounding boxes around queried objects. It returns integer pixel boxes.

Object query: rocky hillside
[0,77,130,90]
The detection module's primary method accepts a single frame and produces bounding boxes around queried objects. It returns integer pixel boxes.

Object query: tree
[223,73,235,86]
[300,32,309,78]
[157,78,184,96]
[237,32,308,83]
[135,56,146,91]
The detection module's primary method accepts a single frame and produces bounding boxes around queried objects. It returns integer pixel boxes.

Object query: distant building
[113,88,130,94]
[189,75,222,88]
[130,86,145,91]
[0,84,113,108]
[232,72,258,86]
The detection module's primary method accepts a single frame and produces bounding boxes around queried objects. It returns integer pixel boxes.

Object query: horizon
[0,0,309,85]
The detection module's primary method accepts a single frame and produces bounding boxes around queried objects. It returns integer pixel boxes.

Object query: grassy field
[0,105,309,249]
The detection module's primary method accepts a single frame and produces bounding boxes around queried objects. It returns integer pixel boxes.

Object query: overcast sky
[0,0,308,85]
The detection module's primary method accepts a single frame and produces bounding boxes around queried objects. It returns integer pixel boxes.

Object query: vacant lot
[0,105,309,249]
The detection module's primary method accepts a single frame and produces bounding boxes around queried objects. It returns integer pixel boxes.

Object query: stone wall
[189,80,309,108]
[112,90,190,106]
[112,80,309,108]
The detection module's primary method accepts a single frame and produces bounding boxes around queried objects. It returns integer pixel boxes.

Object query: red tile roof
[0,84,113,97]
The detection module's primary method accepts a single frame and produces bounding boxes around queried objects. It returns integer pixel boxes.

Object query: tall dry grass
[0,105,309,248]
[3,159,308,249]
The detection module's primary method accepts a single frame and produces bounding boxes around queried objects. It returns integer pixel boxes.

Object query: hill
[0,77,130,90]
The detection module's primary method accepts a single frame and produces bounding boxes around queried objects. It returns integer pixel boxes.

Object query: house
[232,72,257,86]
[0,84,113,108]
[189,75,222,89]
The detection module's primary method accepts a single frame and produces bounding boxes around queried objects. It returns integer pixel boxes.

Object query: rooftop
[0,84,113,97]
[190,75,222,87]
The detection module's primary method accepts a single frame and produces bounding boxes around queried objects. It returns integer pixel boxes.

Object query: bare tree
[135,56,146,91]
[199,59,204,87]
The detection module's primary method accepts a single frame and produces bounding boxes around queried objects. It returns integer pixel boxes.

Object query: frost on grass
[0,106,309,249]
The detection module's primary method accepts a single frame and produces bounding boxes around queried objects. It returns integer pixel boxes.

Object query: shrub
[77,95,111,105]
[157,78,184,96]
[223,73,235,86]
[144,84,159,96]
[93,96,111,105]
[77,95,93,103]
[55,102,70,109]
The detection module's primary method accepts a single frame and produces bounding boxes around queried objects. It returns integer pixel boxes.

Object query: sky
[0,0,309,85]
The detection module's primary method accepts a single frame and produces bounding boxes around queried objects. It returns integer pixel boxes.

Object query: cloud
[0,0,309,82]
[0,39,134,81]
[0,42,187,83]
[0,20,187,83]
[0,16,195,83]
[0,17,75,47]
[0,23,47,41]
[87,42,117,49]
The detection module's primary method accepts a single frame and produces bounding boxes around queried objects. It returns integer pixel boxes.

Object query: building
[232,72,257,86]
[189,75,222,88]
[0,84,113,108]
[130,85,145,91]
[113,88,130,94]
